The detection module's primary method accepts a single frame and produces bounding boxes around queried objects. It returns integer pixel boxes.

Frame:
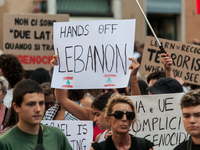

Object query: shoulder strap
[34,124,44,150]
[38,124,43,144]
[135,137,148,150]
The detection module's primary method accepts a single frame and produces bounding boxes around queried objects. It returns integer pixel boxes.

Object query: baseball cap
[147,77,183,94]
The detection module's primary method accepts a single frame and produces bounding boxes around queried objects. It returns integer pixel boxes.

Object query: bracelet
[130,80,138,83]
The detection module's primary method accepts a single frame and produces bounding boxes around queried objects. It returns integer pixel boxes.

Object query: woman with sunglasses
[91,94,154,150]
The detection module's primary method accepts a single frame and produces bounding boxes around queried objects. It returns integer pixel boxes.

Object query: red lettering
[23,55,28,64]
[42,56,48,64]
[30,55,35,64]
[36,56,41,64]
[17,55,53,65]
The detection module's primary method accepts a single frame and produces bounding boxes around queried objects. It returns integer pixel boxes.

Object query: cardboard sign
[51,19,136,89]
[3,13,69,70]
[41,120,93,150]
[140,36,200,85]
[128,93,189,150]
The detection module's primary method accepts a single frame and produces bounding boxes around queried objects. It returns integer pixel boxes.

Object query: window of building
[147,14,177,41]
[57,0,113,17]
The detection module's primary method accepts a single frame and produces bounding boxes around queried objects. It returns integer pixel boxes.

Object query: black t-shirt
[92,134,154,150]
[174,139,200,150]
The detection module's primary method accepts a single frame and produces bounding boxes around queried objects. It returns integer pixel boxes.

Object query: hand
[50,55,59,68]
[161,52,172,71]
[105,130,112,139]
[128,57,140,79]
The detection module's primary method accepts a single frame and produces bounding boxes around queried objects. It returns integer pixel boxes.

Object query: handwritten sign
[51,19,136,89]
[140,36,200,85]
[41,120,93,150]
[3,13,69,70]
[128,93,189,150]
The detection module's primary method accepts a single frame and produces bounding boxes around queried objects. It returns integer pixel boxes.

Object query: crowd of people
[0,39,200,150]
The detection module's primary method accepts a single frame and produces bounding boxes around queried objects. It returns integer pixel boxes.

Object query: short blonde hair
[105,93,136,122]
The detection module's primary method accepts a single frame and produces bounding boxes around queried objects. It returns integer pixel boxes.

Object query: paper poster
[129,93,189,150]
[41,120,93,150]
[140,36,200,85]
[3,13,69,70]
[51,19,136,89]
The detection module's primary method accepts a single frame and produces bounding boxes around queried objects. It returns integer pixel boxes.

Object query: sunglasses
[108,110,135,120]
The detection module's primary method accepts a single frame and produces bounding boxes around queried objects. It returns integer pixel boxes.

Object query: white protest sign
[41,120,93,150]
[128,93,189,150]
[51,19,136,89]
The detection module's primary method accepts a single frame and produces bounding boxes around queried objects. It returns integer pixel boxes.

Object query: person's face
[182,105,200,138]
[106,103,134,135]
[45,94,55,111]
[0,84,6,103]
[92,107,108,130]
[14,93,45,126]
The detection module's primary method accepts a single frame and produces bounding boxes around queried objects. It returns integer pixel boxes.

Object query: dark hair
[147,71,166,83]
[68,90,85,101]
[40,82,54,96]
[0,80,7,94]
[91,92,113,111]
[13,79,44,107]
[138,80,148,95]
[180,89,200,109]
[0,54,24,88]
[117,88,127,95]
[3,106,18,129]
[30,68,50,84]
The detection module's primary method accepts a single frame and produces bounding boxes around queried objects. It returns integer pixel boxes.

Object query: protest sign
[3,13,69,70]
[51,19,136,89]
[41,120,93,150]
[128,93,189,150]
[140,36,200,85]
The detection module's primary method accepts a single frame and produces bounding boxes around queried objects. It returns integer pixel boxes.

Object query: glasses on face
[108,110,135,120]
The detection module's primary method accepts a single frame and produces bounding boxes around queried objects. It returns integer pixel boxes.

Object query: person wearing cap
[147,77,183,94]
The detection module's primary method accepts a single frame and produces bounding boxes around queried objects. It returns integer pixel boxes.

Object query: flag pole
[135,0,166,53]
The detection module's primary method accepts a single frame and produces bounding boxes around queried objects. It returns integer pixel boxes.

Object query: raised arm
[161,52,174,78]
[51,55,93,120]
[128,57,141,95]
[55,89,93,120]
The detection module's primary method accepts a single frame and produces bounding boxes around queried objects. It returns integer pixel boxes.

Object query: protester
[174,89,200,150]
[0,105,18,135]
[0,79,72,150]
[40,82,55,111]
[30,68,51,85]
[43,89,85,120]
[147,77,183,94]
[147,71,166,87]
[91,94,154,150]
[0,77,9,131]
[0,54,24,107]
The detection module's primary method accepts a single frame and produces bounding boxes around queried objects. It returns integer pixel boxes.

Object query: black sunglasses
[108,110,135,120]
